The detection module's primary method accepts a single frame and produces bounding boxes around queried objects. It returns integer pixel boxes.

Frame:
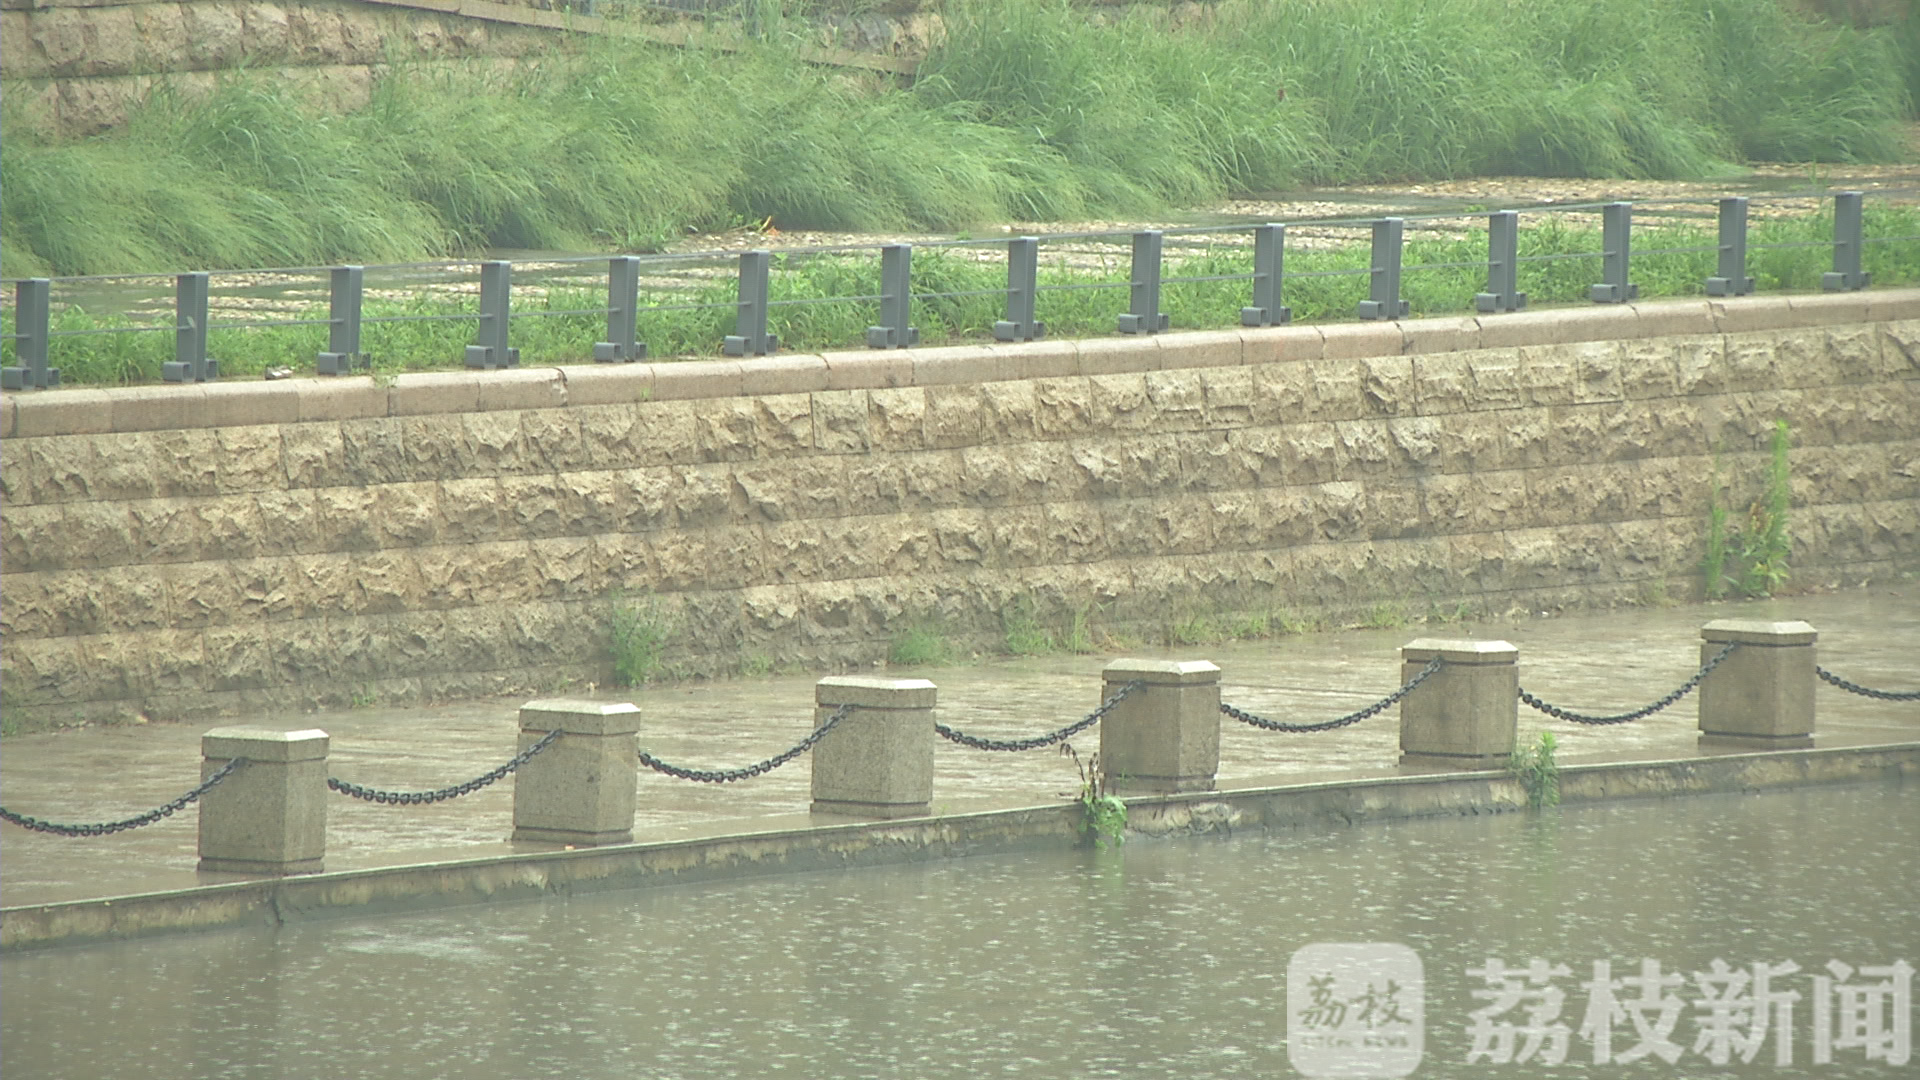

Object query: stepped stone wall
[1,293,1918,732]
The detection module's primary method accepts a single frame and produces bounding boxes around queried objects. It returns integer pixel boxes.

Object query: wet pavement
[3,586,1916,909]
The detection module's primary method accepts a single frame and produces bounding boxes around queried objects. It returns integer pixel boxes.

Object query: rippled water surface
[4,782,1913,1079]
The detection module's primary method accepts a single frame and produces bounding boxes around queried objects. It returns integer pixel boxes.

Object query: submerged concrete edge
[5,741,1914,952]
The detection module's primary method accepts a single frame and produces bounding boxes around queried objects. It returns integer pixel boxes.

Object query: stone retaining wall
[2,292,1918,731]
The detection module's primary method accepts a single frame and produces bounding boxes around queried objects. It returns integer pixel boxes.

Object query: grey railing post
[1241,223,1292,326]
[1698,621,1816,749]
[594,255,646,362]
[723,249,778,356]
[197,727,329,876]
[163,271,218,383]
[865,243,920,349]
[1117,229,1169,334]
[1822,191,1870,292]
[2,278,57,390]
[811,677,935,819]
[1705,197,1754,297]
[464,260,518,369]
[1475,211,1526,313]
[1398,640,1517,766]
[1589,202,1639,303]
[316,265,366,376]
[1099,659,1220,795]
[1357,217,1410,320]
[993,235,1045,341]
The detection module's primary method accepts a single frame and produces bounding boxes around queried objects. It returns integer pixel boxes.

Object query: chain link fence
[0,757,244,836]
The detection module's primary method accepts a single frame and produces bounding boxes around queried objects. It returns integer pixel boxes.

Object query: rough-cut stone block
[560,362,654,407]
[1100,658,1220,794]
[198,726,329,876]
[512,699,642,846]
[1398,638,1517,763]
[12,389,114,437]
[811,676,935,818]
[1697,619,1816,746]
[740,354,828,396]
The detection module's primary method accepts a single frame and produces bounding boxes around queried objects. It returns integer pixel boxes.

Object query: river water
[3,780,1912,1079]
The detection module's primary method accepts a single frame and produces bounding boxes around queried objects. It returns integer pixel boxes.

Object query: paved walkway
[4,588,1916,909]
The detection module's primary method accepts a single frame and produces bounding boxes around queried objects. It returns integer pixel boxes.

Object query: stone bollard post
[511,699,642,846]
[810,677,936,819]
[197,727,329,876]
[1698,620,1816,748]
[1099,659,1221,795]
[1398,639,1517,765]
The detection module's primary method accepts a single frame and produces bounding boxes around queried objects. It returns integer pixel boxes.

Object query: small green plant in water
[609,588,674,687]
[1061,744,1126,850]
[888,618,955,666]
[1508,731,1561,809]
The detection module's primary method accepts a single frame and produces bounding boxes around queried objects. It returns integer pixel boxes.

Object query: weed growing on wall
[888,621,955,667]
[1508,730,1561,809]
[609,589,674,686]
[1704,420,1794,599]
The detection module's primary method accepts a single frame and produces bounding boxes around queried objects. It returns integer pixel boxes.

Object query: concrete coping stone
[519,699,643,735]
[815,676,938,709]
[1701,619,1818,646]
[1401,638,1518,664]
[1102,658,1222,684]
[202,727,330,763]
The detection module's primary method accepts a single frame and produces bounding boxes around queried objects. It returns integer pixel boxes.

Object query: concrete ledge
[1866,287,1920,323]
[558,363,654,407]
[294,379,387,422]
[649,360,743,401]
[1241,324,1324,364]
[1784,292,1875,328]
[388,371,481,417]
[910,345,999,386]
[110,384,210,432]
[1477,305,1636,349]
[204,381,301,428]
[1711,295,1810,333]
[1081,334,1163,375]
[1398,316,1480,356]
[1320,321,1405,360]
[992,339,1079,380]
[820,350,912,390]
[0,394,12,438]
[1629,299,1718,338]
[739,354,829,397]
[1157,329,1244,370]
[11,389,114,437]
[6,740,1910,952]
[474,368,568,412]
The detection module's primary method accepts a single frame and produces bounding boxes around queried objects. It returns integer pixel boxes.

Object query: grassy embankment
[0,0,1913,382]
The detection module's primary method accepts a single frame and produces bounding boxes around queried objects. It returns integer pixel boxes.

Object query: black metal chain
[0,757,245,836]
[934,681,1143,752]
[1817,666,1920,701]
[1221,657,1443,733]
[328,728,562,805]
[638,703,853,783]
[1519,642,1736,725]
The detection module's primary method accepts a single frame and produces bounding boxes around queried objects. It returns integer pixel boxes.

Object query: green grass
[8,204,1917,384]
[888,620,956,667]
[2,0,1911,279]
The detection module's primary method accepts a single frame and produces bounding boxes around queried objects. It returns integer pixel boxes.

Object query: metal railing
[1,189,1910,392]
